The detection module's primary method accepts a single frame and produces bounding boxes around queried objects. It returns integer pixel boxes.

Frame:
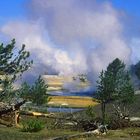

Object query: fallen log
[20,110,55,117]
[20,110,77,121]
[20,111,88,124]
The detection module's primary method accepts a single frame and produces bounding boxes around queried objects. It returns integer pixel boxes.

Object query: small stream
[47,107,84,113]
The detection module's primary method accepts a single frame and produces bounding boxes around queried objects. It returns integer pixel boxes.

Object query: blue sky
[0,0,26,25]
[0,0,140,21]
[110,0,140,17]
[1,0,139,39]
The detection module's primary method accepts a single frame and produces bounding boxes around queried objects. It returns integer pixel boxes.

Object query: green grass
[0,125,79,140]
[72,127,140,140]
[1,126,140,140]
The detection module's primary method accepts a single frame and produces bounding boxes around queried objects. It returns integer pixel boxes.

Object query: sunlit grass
[48,96,99,108]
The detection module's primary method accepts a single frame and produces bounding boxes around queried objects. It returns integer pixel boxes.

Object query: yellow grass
[48,82,63,86]
[48,96,99,108]
[48,87,63,91]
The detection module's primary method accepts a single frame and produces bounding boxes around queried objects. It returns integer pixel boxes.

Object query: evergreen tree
[96,70,110,125]
[19,76,50,106]
[31,76,49,106]
[96,58,134,124]
[134,61,140,80]
[19,82,31,101]
[0,39,33,101]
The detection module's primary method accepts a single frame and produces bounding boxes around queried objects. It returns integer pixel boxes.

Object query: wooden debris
[20,110,55,117]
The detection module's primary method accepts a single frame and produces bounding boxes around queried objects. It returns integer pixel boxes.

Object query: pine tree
[0,39,33,101]
[96,58,134,124]
[19,82,31,101]
[134,61,140,79]
[31,76,49,106]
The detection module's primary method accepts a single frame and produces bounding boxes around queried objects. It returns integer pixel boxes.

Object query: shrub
[21,119,45,132]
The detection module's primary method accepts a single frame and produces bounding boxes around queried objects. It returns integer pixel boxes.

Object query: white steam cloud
[0,0,131,82]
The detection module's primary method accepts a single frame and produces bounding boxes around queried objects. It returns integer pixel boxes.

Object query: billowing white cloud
[0,0,132,82]
[1,21,88,77]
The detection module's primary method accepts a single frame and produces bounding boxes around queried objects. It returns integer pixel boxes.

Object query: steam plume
[0,0,131,82]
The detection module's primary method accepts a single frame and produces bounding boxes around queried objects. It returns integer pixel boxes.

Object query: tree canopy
[0,39,33,101]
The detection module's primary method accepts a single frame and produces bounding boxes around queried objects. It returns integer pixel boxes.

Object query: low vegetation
[0,125,79,140]
[21,119,44,132]
[1,124,140,140]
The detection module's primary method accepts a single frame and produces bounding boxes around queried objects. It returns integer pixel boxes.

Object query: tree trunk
[14,110,20,127]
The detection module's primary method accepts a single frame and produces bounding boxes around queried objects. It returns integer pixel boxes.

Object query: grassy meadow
[74,127,140,140]
[48,96,99,108]
[0,125,78,140]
